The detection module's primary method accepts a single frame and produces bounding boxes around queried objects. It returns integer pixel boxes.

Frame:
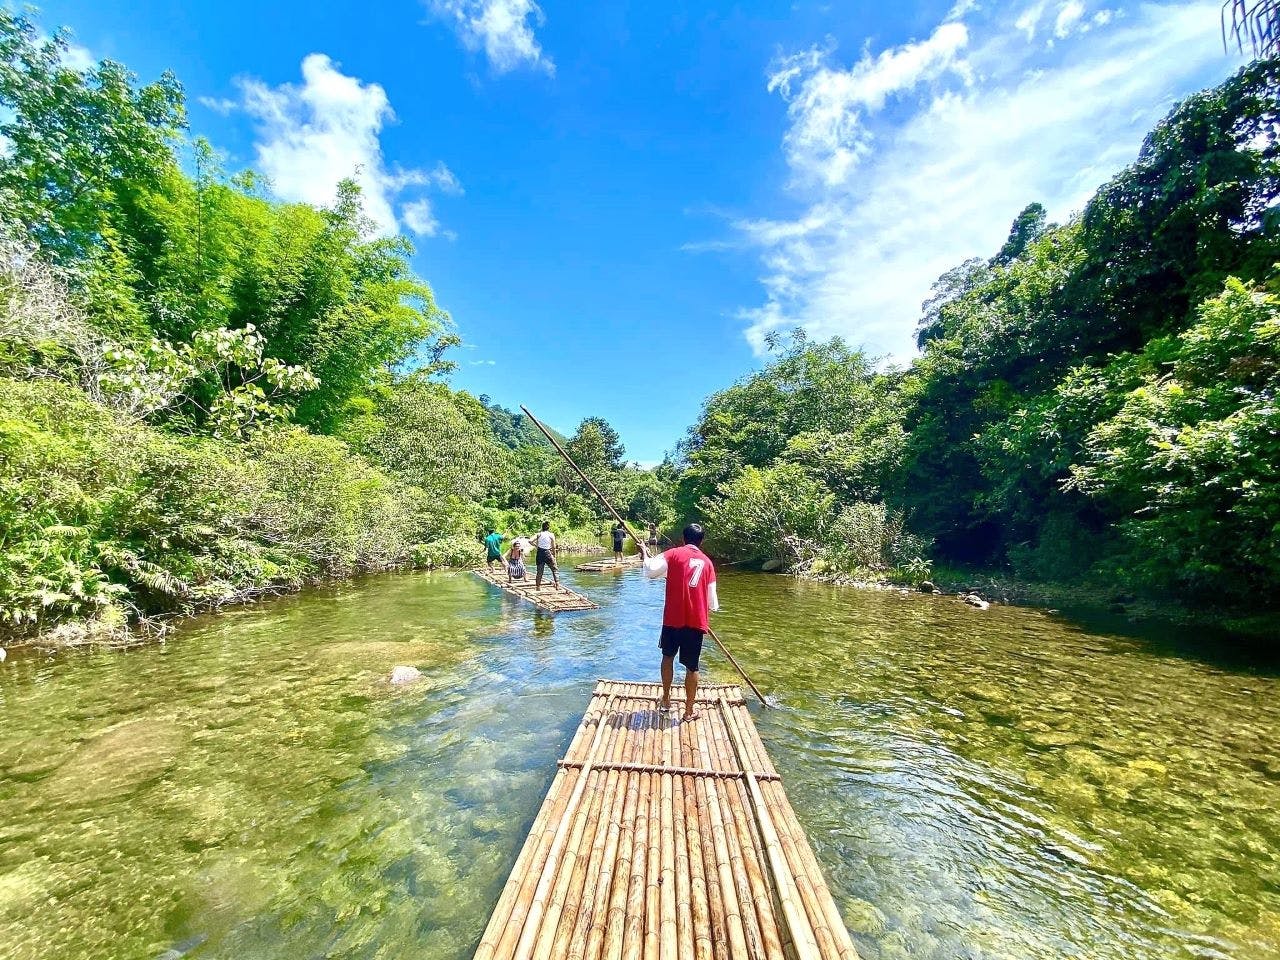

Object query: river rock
[389,665,423,685]
[842,897,889,937]
[962,594,990,609]
[0,646,6,662]
[918,581,936,593]
[761,558,784,572]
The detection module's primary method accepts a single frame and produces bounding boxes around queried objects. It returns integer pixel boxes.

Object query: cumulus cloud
[425,0,554,75]
[768,22,970,186]
[237,54,460,237]
[709,1,1240,361]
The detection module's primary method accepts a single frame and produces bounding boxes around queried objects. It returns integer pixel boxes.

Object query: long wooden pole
[520,405,769,708]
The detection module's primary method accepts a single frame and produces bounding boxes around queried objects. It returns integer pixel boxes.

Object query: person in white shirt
[531,521,560,590]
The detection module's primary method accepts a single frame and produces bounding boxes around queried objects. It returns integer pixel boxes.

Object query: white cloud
[237,54,458,238]
[1054,0,1087,37]
[768,22,970,186]
[62,42,95,71]
[1015,2,1047,39]
[197,95,239,115]
[713,1,1241,361]
[426,0,554,75]
[430,161,465,195]
[402,198,440,236]
[947,0,981,21]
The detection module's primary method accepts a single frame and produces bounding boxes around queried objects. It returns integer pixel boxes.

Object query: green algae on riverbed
[1,567,1278,960]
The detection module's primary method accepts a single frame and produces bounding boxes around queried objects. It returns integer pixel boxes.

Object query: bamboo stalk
[658,712,677,960]
[520,405,767,707]
[569,700,634,960]
[702,703,771,960]
[489,766,585,960]
[601,765,641,960]
[510,697,618,960]
[682,709,723,960]
[717,695,822,960]
[474,766,574,960]
[678,717,714,960]
[532,711,628,960]
[765,782,860,960]
[692,707,750,960]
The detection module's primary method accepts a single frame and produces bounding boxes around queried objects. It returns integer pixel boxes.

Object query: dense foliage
[0,14,670,641]
[675,58,1279,608]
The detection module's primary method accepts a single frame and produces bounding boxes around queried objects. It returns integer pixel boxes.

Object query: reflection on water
[1,568,1277,960]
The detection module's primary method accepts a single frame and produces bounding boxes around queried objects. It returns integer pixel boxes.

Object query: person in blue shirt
[484,530,505,569]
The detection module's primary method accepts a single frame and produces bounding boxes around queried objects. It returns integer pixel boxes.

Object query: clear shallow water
[1,567,1277,960]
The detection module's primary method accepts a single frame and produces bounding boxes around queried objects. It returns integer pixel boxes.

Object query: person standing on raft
[612,522,627,563]
[641,522,719,722]
[532,521,560,591]
[484,529,505,569]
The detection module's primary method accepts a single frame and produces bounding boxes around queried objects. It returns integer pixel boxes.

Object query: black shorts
[613,540,625,552]
[660,625,704,672]
[536,547,557,572]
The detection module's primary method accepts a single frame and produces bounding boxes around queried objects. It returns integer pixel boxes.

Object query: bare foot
[681,711,700,723]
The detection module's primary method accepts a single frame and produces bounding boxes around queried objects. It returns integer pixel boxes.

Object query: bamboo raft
[473,566,600,612]
[473,680,859,960]
[575,555,643,572]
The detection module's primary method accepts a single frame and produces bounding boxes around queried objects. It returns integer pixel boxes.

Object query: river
[1,565,1277,960]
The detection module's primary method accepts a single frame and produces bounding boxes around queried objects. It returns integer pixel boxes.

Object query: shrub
[410,535,485,569]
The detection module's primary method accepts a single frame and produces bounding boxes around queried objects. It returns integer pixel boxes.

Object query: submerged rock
[44,718,184,804]
[842,897,889,937]
[389,665,423,685]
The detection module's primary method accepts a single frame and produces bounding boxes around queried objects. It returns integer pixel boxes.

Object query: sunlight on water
[1,567,1277,960]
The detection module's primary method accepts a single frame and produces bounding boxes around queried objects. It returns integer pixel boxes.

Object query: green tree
[0,12,185,261]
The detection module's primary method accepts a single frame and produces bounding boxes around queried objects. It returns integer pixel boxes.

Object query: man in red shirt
[640,522,720,722]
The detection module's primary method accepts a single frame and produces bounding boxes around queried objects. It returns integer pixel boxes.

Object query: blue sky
[41,0,1243,463]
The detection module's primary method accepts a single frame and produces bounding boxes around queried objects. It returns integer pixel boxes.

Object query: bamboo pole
[510,696,618,960]
[692,707,750,960]
[568,703,633,960]
[717,695,822,960]
[532,711,625,960]
[520,405,768,707]
[704,708,786,960]
[474,767,573,960]
[679,717,714,960]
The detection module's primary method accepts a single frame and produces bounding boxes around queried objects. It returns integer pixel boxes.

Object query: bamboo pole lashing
[556,759,780,781]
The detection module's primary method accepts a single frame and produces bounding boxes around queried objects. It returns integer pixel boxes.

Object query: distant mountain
[481,400,565,450]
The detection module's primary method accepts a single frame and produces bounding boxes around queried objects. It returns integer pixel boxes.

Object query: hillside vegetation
[0,14,671,643]
[675,58,1279,615]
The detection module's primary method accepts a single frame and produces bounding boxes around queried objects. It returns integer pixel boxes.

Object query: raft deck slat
[473,680,860,960]
[472,567,599,612]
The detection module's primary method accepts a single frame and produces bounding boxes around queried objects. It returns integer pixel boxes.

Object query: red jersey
[660,545,717,631]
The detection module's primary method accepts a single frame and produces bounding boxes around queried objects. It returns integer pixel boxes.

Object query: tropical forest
[1,4,1279,960]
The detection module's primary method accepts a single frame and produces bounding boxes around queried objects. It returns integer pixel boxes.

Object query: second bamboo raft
[472,567,599,612]
[473,680,859,960]
[575,555,643,572]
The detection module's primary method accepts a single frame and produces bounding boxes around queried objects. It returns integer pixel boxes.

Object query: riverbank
[797,564,1280,644]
